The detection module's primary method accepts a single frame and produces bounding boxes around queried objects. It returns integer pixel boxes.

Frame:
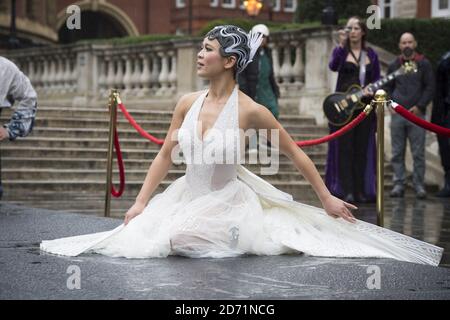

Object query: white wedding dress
[41,86,443,266]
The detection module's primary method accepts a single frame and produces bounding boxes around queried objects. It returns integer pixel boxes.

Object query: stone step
[6,106,316,125]
[2,169,394,184]
[7,166,390,182]
[24,119,324,135]
[0,146,328,162]
[26,107,174,121]
[1,157,330,172]
[2,179,396,203]
[37,98,176,111]
[21,128,329,150]
[1,157,394,179]
[7,134,329,151]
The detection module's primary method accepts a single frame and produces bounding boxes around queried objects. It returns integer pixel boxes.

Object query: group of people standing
[324,16,450,203]
[238,18,449,203]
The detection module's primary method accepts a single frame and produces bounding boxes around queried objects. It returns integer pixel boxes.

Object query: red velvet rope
[392,102,450,137]
[296,111,369,147]
[118,103,165,145]
[111,124,125,197]
[118,101,372,148]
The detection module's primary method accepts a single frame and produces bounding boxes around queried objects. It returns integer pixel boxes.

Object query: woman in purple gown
[325,16,379,204]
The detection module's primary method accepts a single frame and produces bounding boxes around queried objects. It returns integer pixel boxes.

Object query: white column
[168,50,177,95]
[114,56,124,91]
[291,40,304,87]
[156,51,169,96]
[139,53,151,97]
[27,58,35,88]
[97,55,107,98]
[55,57,64,93]
[48,58,57,94]
[299,32,334,125]
[279,43,293,96]
[122,55,133,96]
[106,56,115,94]
[33,58,43,92]
[150,53,160,94]
[69,56,77,93]
[131,54,142,96]
[269,43,281,83]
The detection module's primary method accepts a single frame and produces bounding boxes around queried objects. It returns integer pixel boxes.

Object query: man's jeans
[390,113,426,189]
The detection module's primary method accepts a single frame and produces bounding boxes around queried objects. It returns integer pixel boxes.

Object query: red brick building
[0,0,297,47]
[374,0,450,19]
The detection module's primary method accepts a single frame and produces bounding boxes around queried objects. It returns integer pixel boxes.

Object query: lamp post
[188,0,193,35]
[243,0,263,18]
[268,0,273,21]
[8,0,20,49]
[322,0,338,26]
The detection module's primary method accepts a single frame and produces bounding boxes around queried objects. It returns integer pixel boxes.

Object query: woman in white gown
[41,25,443,266]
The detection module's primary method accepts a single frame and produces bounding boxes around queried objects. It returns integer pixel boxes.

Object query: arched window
[58,11,128,44]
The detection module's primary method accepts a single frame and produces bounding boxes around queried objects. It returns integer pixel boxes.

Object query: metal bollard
[104,89,119,217]
[374,89,387,227]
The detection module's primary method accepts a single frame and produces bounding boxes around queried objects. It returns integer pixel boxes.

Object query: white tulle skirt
[40,166,443,266]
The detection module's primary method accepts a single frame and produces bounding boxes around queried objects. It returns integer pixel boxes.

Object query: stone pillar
[174,40,199,98]
[298,28,334,125]
[73,45,94,107]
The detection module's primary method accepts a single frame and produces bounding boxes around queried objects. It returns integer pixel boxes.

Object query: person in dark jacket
[384,33,435,199]
[325,16,379,204]
[432,51,450,197]
[238,24,280,120]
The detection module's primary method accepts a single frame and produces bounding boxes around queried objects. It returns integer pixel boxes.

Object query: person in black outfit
[432,51,450,197]
[385,33,435,199]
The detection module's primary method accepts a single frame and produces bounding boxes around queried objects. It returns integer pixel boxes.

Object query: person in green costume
[238,24,280,120]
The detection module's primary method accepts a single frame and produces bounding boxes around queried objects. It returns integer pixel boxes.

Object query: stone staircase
[0,103,394,218]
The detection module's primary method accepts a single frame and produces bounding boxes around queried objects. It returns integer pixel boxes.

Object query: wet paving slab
[0,194,450,300]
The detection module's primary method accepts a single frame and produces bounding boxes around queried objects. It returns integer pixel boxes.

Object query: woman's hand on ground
[124,202,145,225]
[322,195,357,223]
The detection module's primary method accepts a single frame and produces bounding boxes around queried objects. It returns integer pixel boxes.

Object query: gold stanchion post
[104,89,118,217]
[374,89,387,227]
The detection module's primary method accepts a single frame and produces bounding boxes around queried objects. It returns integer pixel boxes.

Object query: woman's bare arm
[251,104,357,223]
[124,92,198,224]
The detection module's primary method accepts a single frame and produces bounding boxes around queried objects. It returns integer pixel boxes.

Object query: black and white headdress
[205,25,264,75]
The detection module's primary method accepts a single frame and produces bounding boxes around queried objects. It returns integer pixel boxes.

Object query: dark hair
[345,16,368,50]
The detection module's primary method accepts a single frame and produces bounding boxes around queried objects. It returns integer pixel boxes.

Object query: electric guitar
[323,61,417,126]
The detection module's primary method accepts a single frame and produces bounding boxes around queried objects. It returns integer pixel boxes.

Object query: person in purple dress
[325,16,379,204]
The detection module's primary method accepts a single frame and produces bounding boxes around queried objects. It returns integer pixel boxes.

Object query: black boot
[436,170,450,197]
[344,193,355,203]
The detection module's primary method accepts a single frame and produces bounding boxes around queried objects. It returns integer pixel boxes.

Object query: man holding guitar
[325,16,379,204]
[384,33,435,199]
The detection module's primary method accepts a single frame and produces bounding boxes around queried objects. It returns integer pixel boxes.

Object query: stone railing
[2,27,339,117]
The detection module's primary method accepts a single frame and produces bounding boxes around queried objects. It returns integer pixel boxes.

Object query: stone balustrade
[3,27,339,120]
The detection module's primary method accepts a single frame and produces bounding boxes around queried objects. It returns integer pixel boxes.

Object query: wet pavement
[0,192,450,300]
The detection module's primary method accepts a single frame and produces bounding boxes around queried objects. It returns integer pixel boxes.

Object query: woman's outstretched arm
[124,93,198,225]
[251,104,357,223]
